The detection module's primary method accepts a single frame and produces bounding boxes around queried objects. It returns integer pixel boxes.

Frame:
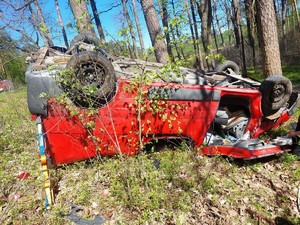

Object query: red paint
[39,79,292,165]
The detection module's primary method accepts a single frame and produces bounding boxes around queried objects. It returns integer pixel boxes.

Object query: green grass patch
[247,64,300,83]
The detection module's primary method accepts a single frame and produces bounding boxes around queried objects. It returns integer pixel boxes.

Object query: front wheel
[63,51,116,108]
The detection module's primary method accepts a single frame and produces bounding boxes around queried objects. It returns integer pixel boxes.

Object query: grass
[247,64,300,83]
[0,79,300,224]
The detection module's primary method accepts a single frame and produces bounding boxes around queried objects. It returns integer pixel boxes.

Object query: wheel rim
[77,62,106,88]
[270,84,285,103]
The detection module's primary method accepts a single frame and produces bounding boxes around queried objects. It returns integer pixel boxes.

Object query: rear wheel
[215,60,240,74]
[64,51,116,108]
[259,75,292,118]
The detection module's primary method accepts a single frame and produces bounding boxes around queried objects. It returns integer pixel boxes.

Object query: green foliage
[55,68,102,109]
[280,153,298,164]
[247,64,300,82]
[0,31,27,84]
[39,24,49,33]
[201,176,217,192]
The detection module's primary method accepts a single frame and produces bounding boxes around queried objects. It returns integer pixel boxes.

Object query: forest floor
[0,83,299,224]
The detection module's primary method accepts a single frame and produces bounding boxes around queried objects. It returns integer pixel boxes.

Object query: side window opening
[205,96,251,145]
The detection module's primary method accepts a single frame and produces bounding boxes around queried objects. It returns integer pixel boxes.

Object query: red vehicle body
[25,46,300,167]
[38,78,297,166]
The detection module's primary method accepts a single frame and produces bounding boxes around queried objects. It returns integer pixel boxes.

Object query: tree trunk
[212,0,225,48]
[90,0,106,45]
[281,0,287,53]
[170,25,182,60]
[256,0,282,77]
[28,4,50,47]
[33,0,53,47]
[224,2,232,46]
[292,0,300,30]
[212,20,219,52]
[190,0,205,71]
[185,0,198,63]
[244,0,256,69]
[281,0,287,35]
[291,2,296,34]
[131,0,145,55]
[158,0,173,61]
[274,0,279,21]
[231,0,247,75]
[140,0,168,63]
[196,0,214,69]
[231,0,241,48]
[54,0,68,47]
[171,0,186,60]
[121,0,138,58]
[68,0,95,35]
[240,28,247,76]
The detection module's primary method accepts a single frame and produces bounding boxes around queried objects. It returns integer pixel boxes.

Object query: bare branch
[99,3,121,14]
[1,23,39,47]
[1,0,35,11]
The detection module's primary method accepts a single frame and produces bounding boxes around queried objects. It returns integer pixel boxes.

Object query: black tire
[65,51,116,108]
[215,60,240,74]
[69,33,100,54]
[259,75,292,117]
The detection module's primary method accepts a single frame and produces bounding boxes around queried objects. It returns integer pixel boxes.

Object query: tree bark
[158,0,173,61]
[231,0,241,48]
[131,0,145,55]
[292,0,300,30]
[281,0,287,53]
[256,0,282,77]
[171,0,186,60]
[196,0,214,69]
[170,24,182,60]
[281,0,287,35]
[274,0,279,21]
[185,0,198,61]
[68,0,96,35]
[231,0,247,75]
[190,0,205,71]
[121,0,138,58]
[33,0,53,47]
[54,0,68,47]
[90,0,106,45]
[212,20,219,52]
[140,0,168,63]
[224,2,232,46]
[244,0,256,70]
[212,0,225,48]
[28,4,51,47]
